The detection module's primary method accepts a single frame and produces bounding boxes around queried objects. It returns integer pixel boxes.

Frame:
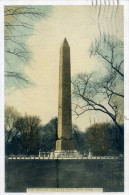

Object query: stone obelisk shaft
[56,38,74,150]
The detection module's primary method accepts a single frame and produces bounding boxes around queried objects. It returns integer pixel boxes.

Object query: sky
[5,5,123,131]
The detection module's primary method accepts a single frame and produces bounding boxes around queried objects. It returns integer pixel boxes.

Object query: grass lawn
[5,159,124,192]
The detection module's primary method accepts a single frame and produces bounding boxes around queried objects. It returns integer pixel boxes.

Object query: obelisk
[56,38,74,150]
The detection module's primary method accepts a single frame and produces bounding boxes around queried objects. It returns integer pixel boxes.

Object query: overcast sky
[5,5,123,131]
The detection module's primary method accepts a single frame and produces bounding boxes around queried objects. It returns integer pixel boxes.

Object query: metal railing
[7,155,124,160]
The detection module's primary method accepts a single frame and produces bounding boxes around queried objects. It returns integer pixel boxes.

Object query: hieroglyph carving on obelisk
[56,38,74,150]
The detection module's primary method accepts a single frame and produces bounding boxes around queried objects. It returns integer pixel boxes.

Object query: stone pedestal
[50,150,82,158]
[56,140,74,150]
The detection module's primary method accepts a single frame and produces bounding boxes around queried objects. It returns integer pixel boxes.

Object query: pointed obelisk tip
[64,37,67,42]
[61,37,69,47]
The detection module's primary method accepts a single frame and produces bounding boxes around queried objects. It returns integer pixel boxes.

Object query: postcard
[0,0,129,194]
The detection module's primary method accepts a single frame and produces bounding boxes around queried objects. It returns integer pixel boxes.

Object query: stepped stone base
[56,140,74,150]
[50,150,82,158]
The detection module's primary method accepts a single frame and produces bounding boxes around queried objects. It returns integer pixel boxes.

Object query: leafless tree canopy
[72,35,124,131]
[4,6,50,86]
[5,105,22,130]
[89,35,124,77]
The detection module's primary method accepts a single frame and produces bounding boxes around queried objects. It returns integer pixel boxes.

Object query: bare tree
[89,35,124,78]
[5,6,51,86]
[5,105,21,130]
[72,36,124,132]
